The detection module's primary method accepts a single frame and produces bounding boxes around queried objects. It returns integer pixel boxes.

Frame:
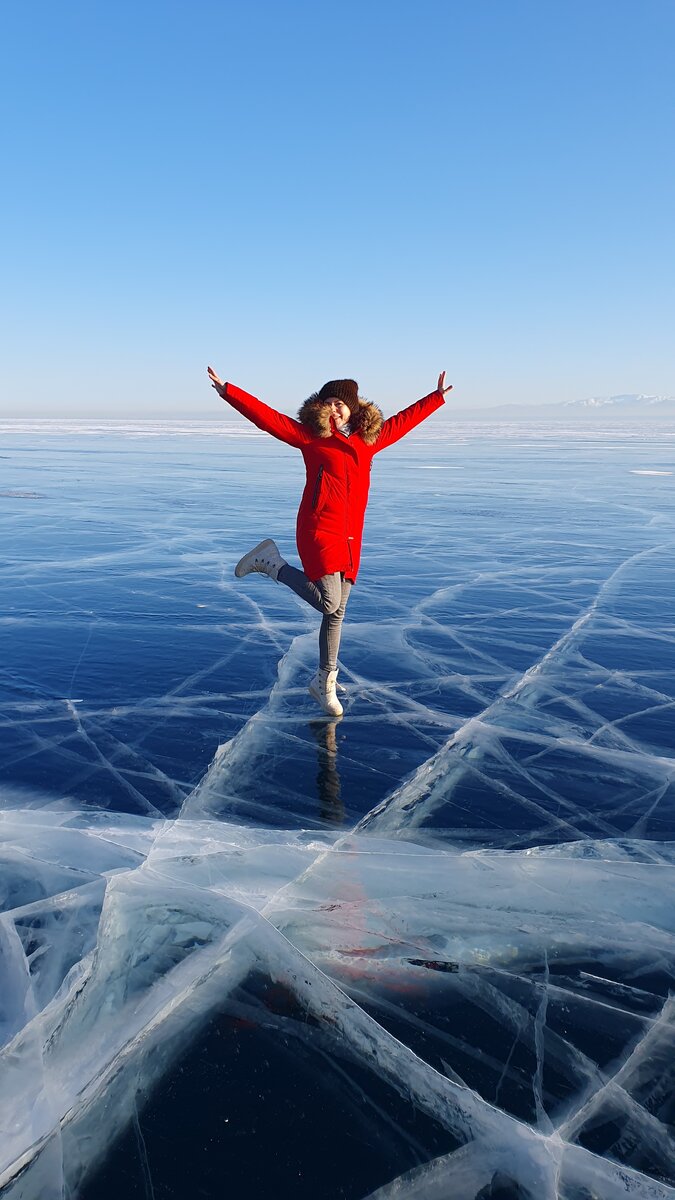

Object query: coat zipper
[311,465,324,509]
[345,470,354,570]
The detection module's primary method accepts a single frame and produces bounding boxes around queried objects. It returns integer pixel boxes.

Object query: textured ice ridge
[1,802,674,1199]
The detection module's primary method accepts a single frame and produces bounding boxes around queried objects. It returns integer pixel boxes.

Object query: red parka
[222,382,445,582]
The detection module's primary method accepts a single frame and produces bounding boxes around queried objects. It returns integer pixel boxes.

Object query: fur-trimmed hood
[297,396,383,445]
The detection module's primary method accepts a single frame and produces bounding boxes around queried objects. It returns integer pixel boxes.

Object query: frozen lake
[1,418,674,1199]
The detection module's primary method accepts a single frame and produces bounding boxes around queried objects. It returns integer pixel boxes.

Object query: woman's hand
[207,366,226,397]
[437,372,453,396]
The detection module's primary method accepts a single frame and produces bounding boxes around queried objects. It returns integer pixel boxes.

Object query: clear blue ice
[1,417,674,1199]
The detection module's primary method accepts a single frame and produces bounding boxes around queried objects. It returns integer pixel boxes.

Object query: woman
[207,367,452,716]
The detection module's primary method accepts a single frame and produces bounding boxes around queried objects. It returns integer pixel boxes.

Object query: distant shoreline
[3,415,675,437]
[4,402,675,426]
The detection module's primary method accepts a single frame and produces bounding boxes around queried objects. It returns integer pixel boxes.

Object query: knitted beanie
[317,379,360,418]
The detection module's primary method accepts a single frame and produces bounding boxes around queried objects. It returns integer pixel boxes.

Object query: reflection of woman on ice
[207,368,452,717]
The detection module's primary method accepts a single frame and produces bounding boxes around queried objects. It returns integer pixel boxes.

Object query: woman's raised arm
[373,372,452,454]
[208,367,311,449]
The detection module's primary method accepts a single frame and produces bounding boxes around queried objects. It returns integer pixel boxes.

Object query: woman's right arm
[208,367,310,448]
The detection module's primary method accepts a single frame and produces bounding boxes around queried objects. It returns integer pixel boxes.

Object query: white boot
[309,667,344,717]
[309,674,346,696]
[234,539,287,581]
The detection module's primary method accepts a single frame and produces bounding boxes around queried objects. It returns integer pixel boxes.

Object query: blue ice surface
[1,417,675,1200]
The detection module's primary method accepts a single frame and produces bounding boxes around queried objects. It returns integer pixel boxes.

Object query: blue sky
[2,0,674,417]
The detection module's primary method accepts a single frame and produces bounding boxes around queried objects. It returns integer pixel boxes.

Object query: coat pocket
[311,466,325,511]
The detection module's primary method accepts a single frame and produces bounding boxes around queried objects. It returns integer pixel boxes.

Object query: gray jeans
[277,565,352,671]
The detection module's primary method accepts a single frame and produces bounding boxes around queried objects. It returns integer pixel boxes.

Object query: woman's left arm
[373,372,452,454]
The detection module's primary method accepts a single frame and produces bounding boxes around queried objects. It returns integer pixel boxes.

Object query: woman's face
[326,398,351,426]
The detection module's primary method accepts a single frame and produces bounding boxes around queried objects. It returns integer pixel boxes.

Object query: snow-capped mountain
[447,393,675,421]
[564,393,675,409]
